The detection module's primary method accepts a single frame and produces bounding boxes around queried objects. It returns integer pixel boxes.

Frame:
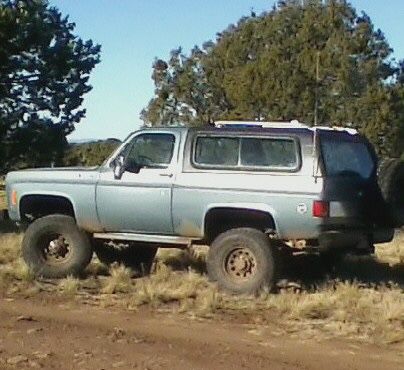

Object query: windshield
[320,135,375,179]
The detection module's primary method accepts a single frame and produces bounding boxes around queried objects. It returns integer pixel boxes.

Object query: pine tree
[0,0,101,171]
[142,0,403,157]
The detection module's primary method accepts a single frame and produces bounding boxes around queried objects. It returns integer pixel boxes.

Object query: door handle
[159,173,173,178]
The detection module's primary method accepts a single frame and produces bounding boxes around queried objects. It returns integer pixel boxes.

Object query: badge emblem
[297,203,307,214]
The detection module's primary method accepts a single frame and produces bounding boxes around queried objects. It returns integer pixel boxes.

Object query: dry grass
[0,192,6,211]
[0,233,22,264]
[101,263,133,294]
[0,233,33,292]
[128,263,219,316]
[58,276,80,297]
[260,282,404,344]
[0,227,403,344]
[376,230,404,265]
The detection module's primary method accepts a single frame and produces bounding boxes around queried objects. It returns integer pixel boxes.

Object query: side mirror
[113,155,125,180]
[125,162,142,174]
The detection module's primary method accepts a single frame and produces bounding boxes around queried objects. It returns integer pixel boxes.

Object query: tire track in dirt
[0,297,402,370]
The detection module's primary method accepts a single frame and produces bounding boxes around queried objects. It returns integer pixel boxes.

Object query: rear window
[320,137,375,179]
[194,136,299,170]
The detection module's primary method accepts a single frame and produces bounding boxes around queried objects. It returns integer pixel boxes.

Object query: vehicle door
[96,131,179,234]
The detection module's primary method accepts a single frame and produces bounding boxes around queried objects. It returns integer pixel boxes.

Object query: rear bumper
[318,228,394,251]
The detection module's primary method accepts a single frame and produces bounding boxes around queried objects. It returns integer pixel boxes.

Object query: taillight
[313,200,329,218]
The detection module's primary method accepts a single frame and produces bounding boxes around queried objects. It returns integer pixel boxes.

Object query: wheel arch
[19,193,77,223]
[203,203,278,244]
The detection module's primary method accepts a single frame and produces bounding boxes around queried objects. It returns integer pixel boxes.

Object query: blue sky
[50,1,404,141]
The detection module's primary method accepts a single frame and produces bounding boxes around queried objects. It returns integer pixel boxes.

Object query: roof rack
[214,120,358,135]
[311,125,358,135]
[214,120,309,129]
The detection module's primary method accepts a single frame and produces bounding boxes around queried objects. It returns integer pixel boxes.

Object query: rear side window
[321,138,375,179]
[194,137,239,166]
[240,138,297,168]
[193,135,299,170]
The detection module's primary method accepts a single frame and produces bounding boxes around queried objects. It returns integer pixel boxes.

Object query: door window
[126,133,175,170]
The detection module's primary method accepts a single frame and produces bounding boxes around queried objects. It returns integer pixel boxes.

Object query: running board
[93,232,198,246]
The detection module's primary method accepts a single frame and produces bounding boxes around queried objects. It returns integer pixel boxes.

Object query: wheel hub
[45,235,70,262]
[224,247,257,281]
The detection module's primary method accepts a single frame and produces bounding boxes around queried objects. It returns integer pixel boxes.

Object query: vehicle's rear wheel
[22,215,93,278]
[207,228,277,295]
[378,158,404,227]
[93,240,157,276]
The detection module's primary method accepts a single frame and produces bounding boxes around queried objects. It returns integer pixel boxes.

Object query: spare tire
[378,158,404,227]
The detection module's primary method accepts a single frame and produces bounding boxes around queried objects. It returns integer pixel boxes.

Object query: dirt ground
[0,296,403,370]
[0,223,403,369]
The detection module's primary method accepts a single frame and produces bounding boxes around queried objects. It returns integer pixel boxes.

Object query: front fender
[9,185,101,233]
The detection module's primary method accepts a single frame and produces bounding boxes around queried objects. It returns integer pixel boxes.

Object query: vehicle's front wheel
[206,228,277,295]
[22,215,93,278]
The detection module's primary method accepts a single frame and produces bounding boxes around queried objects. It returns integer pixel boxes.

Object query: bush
[63,139,121,167]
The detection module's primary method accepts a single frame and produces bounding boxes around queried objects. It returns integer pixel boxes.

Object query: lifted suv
[5,121,403,294]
